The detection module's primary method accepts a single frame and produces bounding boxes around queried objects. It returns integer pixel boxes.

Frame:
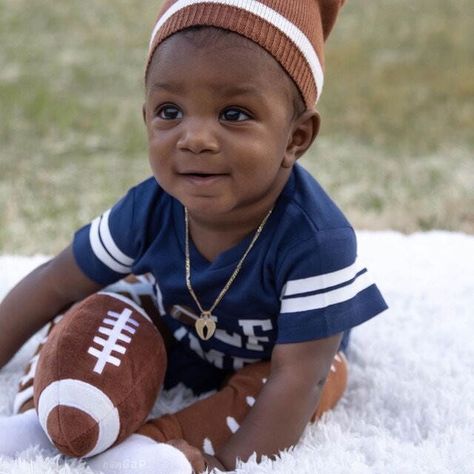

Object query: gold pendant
[195,312,216,340]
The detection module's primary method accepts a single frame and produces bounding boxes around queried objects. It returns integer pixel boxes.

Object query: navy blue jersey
[73,164,387,376]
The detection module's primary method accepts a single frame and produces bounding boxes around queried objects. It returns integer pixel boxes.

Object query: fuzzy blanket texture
[0,231,473,474]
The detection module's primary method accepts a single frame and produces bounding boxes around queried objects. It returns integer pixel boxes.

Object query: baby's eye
[157,105,182,120]
[220,108,251,122]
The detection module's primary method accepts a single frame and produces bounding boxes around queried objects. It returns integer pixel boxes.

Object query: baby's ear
[283,110,320,168]
[142,103,147,124]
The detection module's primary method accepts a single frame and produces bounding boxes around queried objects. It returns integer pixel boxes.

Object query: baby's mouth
[185,173,215,178]
[180,172,229,185]
[180,170,228,178]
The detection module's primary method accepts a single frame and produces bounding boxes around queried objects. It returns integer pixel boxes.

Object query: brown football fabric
[33,292,167,458]
[14,275,164,415]
[46,406,99,457]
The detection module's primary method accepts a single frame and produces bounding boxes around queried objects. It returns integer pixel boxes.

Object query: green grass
[1,0,473,254]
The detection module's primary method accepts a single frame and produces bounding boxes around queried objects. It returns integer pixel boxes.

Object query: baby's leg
[137,352,348,457]
[86,434,193,474]
[0,409,54,457]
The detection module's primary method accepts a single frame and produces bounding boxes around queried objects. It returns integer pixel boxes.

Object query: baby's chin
[179,196,236,219]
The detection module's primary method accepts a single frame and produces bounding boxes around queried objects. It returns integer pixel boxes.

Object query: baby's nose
[177,118,219,154]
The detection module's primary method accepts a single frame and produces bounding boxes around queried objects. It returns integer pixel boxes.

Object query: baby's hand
[166,439,208,473]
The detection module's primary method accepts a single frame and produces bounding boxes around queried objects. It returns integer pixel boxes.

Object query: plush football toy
[33,291,167,458]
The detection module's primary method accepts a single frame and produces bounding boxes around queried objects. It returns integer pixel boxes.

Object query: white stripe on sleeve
[149,0,324,101]
[89,216,132,274]
[282,259,366,297]
[99,209,134,266]
[280,271,374,314]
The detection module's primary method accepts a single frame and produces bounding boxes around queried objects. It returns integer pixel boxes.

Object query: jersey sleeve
[276,227,388,344]
[72,184,144,286]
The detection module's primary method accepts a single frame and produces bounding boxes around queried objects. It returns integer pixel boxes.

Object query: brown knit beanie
[146,0,345,107]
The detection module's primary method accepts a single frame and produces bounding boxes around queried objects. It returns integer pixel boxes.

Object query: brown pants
[15,275,348,456]
[136,351,347,456]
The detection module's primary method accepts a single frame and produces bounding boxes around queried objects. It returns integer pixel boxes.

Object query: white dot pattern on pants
[203,437,215,455]
[226,417,240,433]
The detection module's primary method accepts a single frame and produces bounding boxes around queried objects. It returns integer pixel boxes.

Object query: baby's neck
[192,230,246,263]
[187,208,270,263]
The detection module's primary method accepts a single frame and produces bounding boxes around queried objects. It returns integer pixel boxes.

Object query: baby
[0,1,387,472]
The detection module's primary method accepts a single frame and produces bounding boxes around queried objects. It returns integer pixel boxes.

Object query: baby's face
[144,30,301,220]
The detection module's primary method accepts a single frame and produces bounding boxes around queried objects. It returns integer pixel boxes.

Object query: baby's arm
[0,245,102,369]
[209,333,342,471]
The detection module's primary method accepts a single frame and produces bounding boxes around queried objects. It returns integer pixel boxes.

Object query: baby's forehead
[152,28,285,78]
[148,27,304,113]
[175,26,263,51]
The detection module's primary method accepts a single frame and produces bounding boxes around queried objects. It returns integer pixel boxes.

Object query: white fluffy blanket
[0,231,473,473]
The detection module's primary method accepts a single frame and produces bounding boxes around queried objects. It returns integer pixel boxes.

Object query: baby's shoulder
[276,165,353,242]
[123,177,175,240]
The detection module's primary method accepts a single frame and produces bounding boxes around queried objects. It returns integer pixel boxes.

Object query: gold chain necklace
[185,207,273,341]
